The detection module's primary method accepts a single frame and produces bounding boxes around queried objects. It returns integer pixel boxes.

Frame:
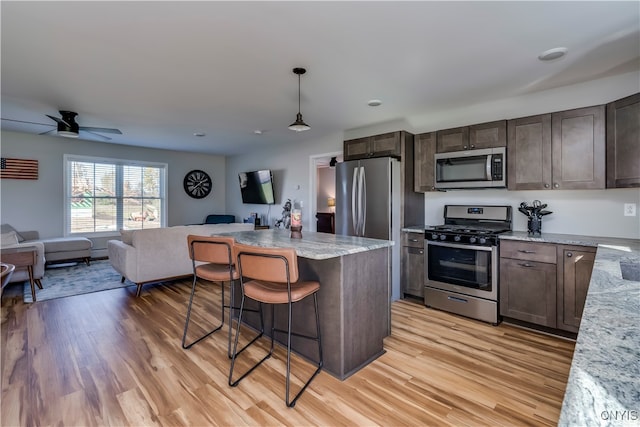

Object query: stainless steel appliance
[424,205,512,324]
[336,157,401,300]
[434,147,506,189]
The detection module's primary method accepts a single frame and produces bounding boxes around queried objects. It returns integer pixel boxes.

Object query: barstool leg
[182,276,224,349]
[228,297,268,387]
[286,293,324,408]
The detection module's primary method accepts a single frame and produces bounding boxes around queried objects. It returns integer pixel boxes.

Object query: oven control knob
[479,237,487,245]
[454,235,461,242]
[439,234,447,240]
[431,233,438,240]
[469,237,477,244]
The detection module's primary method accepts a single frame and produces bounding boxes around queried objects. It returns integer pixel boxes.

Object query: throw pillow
[0,224,25,242]
[1,231,19,247]
[120,229,134,245]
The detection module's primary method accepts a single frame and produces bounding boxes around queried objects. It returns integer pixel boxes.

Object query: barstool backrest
[187,235,236,266]
[235,242,299,284]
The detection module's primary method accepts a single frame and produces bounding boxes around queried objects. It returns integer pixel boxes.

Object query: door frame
[308,151,342,231]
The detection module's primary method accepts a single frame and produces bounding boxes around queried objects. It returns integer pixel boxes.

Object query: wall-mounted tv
[239,169,275,204]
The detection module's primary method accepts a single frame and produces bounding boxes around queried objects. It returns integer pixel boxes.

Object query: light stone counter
[500,232,640,426]
[219,228,393,260]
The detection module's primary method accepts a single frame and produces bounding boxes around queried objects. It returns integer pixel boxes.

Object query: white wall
[0,131,227,253]
[225,132,343,230]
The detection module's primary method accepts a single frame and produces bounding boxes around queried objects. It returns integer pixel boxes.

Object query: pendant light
[288,67,310,132]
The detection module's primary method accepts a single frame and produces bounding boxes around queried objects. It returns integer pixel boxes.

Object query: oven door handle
[426,240,493,252]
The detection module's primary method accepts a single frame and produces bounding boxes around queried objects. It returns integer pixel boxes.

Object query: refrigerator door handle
[360,166,366,236]
[351,167,359,233]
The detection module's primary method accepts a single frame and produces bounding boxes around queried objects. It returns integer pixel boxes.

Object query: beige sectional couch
[107,223,254,296]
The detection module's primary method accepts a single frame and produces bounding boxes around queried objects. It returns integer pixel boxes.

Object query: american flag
[0,158,39,180]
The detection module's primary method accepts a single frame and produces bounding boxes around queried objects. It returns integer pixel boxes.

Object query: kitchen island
[220,229,394,380]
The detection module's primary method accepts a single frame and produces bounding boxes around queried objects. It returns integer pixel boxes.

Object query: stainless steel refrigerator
[335,157,402,301]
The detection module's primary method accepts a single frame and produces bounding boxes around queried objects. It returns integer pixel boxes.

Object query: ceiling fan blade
[38,129,56,135]
[1,118,54,127]
[46,114,70,127]
[79,126,122,135]
[81,129,112,140]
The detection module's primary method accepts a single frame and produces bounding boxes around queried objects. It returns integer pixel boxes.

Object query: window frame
[63,154,168,237]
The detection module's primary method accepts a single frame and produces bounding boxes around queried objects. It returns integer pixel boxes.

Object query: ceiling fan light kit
[288,67,310,132]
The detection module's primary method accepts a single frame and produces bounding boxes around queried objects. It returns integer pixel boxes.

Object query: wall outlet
[624,203,637,217]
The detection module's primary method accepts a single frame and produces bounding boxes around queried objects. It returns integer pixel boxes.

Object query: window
[64,155,167,236]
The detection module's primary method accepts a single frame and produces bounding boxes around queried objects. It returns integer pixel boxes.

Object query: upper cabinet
[344,131,402,161]
[507,105,605,190]
[414,132,436,192]
[606,93,640,188]
[436,120,506,153]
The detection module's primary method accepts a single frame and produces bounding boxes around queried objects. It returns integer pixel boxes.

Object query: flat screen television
[238,169,275,204]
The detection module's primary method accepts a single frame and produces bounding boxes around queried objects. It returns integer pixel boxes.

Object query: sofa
[0,230,46,287]
[107,223,254,296]
[0,224,93,266]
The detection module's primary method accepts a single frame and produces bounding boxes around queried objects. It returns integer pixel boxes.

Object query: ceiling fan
[1,110,122,140]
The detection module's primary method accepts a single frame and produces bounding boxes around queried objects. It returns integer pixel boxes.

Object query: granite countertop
[216,229,393,260]
[557,238,640,426]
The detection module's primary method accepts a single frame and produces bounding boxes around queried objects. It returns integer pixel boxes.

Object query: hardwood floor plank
[2,279,575,426]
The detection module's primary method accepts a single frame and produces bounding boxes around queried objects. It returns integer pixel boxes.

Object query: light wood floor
[1,278,575,426]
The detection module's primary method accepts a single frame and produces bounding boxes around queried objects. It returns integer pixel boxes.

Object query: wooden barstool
[183,235,262,355]
[229,243,323,408]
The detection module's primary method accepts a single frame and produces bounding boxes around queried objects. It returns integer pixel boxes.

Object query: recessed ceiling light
[193,132,206,137]
[368,99,382,107]
[253,129,263,135]
[538,47,568,61]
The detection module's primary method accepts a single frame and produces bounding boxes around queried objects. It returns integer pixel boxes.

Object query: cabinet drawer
[500,240,556,264]
[402,232,424,248]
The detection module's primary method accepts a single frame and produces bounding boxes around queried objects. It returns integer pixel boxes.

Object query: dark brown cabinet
[507,105,605,190]
[344,131,402,160]
[414,132,436,192]
[436,120,506,153]
[401,232,424,299]
[500,240,596,333]
[557,246,596,333]
[606,92,640,188]
[499,241,557,327]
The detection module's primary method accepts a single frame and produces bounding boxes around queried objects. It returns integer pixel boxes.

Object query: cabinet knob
[554,183,559,188]
[463,145,468,149]
[409,239,419,242]
[419,250,424,254]
[544,183,550,188]
[567,252,573,258]
[470,144,475,149]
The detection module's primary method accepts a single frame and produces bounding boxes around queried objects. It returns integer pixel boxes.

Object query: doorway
[308,151,342,232]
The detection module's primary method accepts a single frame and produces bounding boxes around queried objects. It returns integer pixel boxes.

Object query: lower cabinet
[401,232,424,299]
[558,246,596,332]
[499,240,595,332]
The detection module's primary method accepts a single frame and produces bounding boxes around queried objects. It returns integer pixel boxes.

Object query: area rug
[23,260,133,303]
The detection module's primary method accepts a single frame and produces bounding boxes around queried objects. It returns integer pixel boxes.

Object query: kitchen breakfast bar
[221,229,394,380]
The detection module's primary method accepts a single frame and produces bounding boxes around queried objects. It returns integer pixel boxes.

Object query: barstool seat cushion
[243,279,320,304]
[195,263,239,282]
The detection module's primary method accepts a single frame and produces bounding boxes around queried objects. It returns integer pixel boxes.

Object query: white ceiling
[2,1,639,156]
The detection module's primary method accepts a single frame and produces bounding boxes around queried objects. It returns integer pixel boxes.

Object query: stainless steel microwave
[434,147,506,189]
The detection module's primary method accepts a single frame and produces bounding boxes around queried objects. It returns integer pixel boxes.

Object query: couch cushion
[0,224,25,242]
[42,237,92,253]
[120,229,134,245]
[1,231,19,247]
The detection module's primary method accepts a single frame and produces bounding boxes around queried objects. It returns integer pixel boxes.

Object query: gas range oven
[424,205,512,325]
